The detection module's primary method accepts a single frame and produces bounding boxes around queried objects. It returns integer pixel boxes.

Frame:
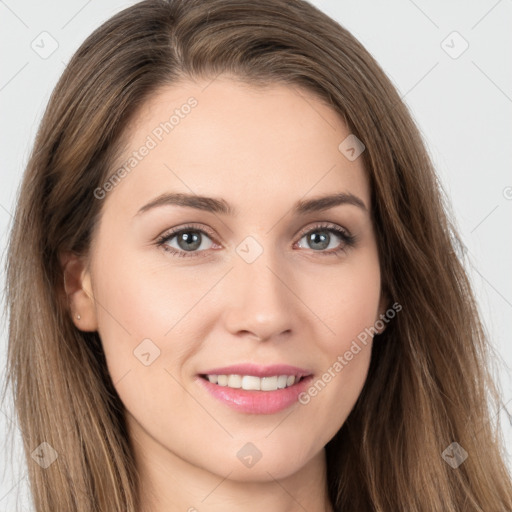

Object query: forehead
[103,77,370,216]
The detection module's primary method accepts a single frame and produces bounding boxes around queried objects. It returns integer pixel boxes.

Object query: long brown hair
[3,0,511,510]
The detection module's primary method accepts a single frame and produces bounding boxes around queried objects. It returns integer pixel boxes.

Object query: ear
[60,251,98,332]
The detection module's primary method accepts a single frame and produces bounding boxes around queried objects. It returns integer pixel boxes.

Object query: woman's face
[74,77,385,484]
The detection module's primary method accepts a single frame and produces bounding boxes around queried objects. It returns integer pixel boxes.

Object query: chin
[199,437,321,482]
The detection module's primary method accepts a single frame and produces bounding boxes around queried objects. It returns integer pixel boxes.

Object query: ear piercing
[76,314,81,320]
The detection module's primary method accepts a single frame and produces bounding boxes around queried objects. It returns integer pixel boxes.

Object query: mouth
[196,364,314,414]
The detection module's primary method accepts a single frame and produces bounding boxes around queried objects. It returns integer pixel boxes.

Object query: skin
[62,76,387,512]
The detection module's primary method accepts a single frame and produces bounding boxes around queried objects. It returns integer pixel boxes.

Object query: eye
[295,223,356,256]
[156,224,218,258]
[156,222,356,258]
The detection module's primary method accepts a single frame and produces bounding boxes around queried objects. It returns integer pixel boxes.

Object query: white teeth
[227,374,242,388]
[205,374,301,391]
[242,375,261,390]
[261,376,277,391]
[277,375,287,389]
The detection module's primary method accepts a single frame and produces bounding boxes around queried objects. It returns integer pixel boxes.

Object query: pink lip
[196,364,313,415]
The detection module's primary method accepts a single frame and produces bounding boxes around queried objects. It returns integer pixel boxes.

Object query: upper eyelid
[297,222,350,237]
[159,223,218,242]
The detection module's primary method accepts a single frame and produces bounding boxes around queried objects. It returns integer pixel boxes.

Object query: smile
[202,374,303,391]
[196,364,313,414]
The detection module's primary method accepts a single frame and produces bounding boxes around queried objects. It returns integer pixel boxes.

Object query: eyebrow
[134,191,367,217]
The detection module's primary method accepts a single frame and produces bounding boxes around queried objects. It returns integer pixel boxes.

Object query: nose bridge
[222,235,296,340]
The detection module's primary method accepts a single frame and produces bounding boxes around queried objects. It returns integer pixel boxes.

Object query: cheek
[91,250,200,426]
[295,251,380,425]
[304,250,381,353]
[91,240,222,394]
[90,239,173,379]
[92,240,188,339]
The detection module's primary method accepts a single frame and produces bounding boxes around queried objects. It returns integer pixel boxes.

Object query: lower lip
[196,375,313,414]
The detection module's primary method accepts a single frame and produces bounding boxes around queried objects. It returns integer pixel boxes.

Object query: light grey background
[1,1,511,509]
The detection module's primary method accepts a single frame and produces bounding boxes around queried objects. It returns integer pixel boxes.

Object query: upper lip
[199,363,312,379]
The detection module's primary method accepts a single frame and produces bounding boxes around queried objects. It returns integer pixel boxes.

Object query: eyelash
[156,222,357,259]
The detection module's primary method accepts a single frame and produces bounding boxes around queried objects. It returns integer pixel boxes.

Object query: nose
[221,247,298,342]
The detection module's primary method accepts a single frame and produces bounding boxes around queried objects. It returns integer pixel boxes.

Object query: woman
[4,0,512,510]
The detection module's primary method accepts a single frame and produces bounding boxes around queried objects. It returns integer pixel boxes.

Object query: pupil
[179,231,201,251]
[309,231,329,250]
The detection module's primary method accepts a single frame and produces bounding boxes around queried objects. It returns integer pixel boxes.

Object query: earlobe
[60,251,98,332]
